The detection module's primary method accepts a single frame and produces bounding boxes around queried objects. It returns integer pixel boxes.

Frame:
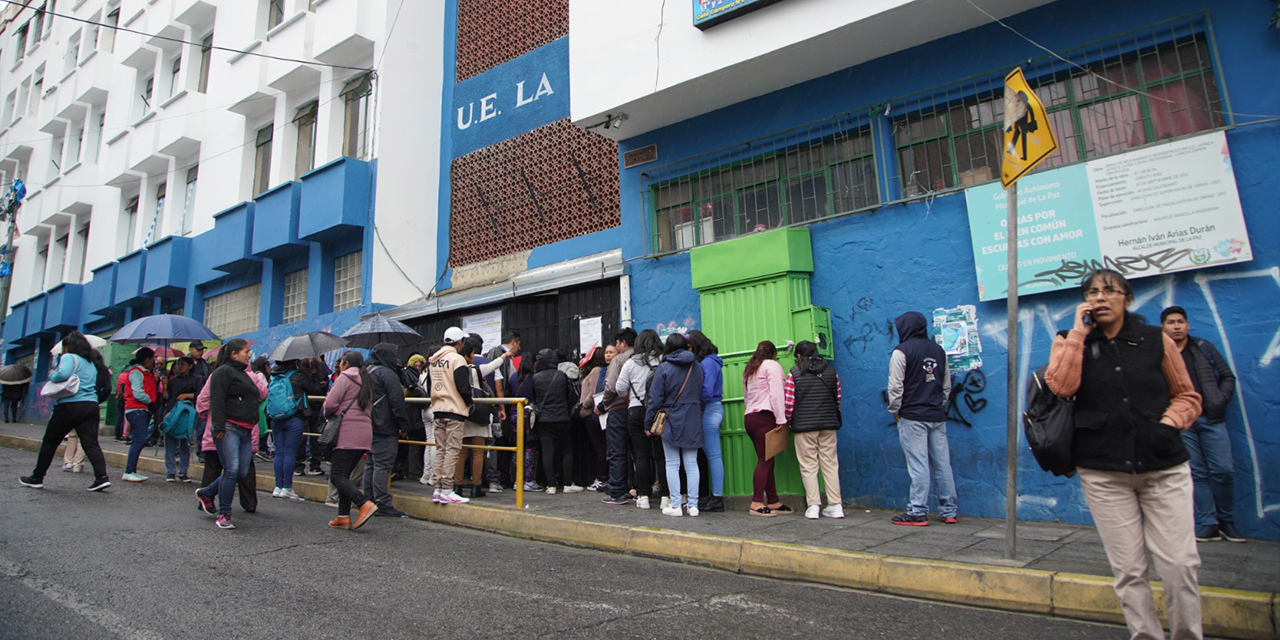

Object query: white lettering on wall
[457,73,556,130]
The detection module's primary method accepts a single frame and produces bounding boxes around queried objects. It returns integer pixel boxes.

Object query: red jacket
[122,364,158,411]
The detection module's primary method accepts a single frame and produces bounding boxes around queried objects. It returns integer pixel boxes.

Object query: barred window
[333,251,362,311]
[203,284,261,338]
[646,119,877,254]
[282,268,307,324]
[892,16,1223,197]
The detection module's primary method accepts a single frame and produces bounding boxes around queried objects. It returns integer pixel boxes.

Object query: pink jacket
[322,368,374,452]
[743,359,787,425]
[198,371,268,453]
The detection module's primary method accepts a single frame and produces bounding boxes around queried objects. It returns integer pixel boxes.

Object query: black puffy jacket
[531,349,575,423]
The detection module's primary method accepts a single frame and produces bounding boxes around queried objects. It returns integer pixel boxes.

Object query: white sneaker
[805,505,820,519]
[563,484,584,494]
[72,465,83,473]
[660,496,671,510]
[687,506,699,517]
[545,486,556,495]
[282,489,303,500]
[273,487,284,498]
[661,505,683,517]
[121,473,148,483]
[586,480,606,492]
[439,490,470,504]
[636,496,650,509]
[432,489,443,503]
[419,476,433,486]
[489,482,504,493]
[821,505,845,519]
[61,463,74,471]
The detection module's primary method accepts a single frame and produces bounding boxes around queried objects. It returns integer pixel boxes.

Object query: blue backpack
[266,370,304,419]
[161,402,196,440]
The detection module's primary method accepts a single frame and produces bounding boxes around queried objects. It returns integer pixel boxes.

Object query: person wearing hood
[616,329,664,509]
[887,311,957,526]
[268,359,326,500]
[428,327,475,505]
[363,342,412,518]
[531,348,580,494]
[688,330,725,513]
[786,340,845,520]
[645,334,704,517]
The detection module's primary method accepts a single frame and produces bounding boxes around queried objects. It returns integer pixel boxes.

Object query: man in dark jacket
[364,343,411,518]
[1161,306,1242,542]
[886,311,957,526]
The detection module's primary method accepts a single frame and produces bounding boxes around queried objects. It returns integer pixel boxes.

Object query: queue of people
[14,267,1246,639]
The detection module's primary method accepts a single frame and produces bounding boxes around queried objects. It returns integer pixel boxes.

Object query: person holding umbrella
[2,380,28,423]
[20,331,112,491]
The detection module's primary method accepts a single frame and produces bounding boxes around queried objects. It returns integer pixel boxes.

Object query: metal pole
[515,399,525,510]
[1005,183,1019,560]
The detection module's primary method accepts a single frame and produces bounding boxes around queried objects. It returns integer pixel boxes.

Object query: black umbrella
[341,315,422,349]
[0,364,32,385]
[268,332,348,361]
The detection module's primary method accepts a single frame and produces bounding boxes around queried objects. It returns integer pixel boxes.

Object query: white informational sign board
[579,316,602,358]
[461,310,503,350]
[965,131,1252,301]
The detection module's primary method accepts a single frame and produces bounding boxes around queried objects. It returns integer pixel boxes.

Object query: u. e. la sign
[449,37,571,158]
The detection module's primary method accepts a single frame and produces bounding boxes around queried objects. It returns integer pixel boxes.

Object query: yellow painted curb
[1051,572,1126,624]
[739,540,881,591]
[626,526,743,571]
[879,556,1053,614]
[1200,586,1276,640]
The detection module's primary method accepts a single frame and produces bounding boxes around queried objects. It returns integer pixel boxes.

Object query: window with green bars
[647,125,878,254]
[892,14,1224,197]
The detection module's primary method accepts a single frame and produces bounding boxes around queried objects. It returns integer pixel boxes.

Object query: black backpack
[1022,365,1075,477]
[94,362,113,404]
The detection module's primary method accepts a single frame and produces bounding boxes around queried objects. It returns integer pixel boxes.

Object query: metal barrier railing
[304,396,528,509]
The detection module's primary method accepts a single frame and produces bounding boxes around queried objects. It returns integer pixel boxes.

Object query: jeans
[31,401,107,481]
[1180,418,1235,531]
[897,419,957,518]
[362,434,398,507]
[200,447,257,512]
[330,449,370,517]
[604,410,631,499]
[702,401,725,497]
[2,397,20,421]
[200,425,254,516]
[1078,464,1202,640]
[271,415,306,489]
[663,441,700,508]
[124,410,153,474]
[164,434,191,477]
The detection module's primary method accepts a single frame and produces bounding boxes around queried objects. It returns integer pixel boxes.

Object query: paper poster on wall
[965,130,1252,301]
[933,306,982,372]
[579,316,602,357]
[461,310,503,350]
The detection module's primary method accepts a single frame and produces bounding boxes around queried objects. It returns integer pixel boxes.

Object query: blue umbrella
[341,314,422,348]
[110,314,220,343]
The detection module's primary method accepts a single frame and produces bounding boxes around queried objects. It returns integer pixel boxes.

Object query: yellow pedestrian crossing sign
[1001,67,1057,189]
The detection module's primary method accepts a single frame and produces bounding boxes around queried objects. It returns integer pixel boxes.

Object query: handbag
[649,365,693,437]
[318,394,359,448]
[41,357,81,400]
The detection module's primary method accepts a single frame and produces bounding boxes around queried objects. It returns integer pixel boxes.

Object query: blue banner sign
[451,38,570,158]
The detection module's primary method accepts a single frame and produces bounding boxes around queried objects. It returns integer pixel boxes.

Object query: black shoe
[703,496,725,512]
[1218,523,1246,543]
[891,513,930,526]
[88,477,111,492]
[469,485,487,499]
[19,475,44,489]
[374,506,408,518]
[1194,526,1221,542]
[306,466,325,477]
[294,468,306,477]
[390,472,405,483]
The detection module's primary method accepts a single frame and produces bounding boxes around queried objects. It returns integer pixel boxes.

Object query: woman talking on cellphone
[1045,269,1203,640]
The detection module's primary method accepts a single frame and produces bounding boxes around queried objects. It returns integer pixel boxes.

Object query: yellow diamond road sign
[1001,67,1058,189]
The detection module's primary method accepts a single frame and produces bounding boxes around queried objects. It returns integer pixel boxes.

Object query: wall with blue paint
[619,0,1280,539]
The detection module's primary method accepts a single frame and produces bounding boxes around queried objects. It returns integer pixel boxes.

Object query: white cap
[443,327,466,344]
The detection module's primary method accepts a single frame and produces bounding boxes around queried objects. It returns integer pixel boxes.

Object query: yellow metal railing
[304,396,528,509]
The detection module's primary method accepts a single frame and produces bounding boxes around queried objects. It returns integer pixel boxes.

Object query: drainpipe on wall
[619,274,632,329]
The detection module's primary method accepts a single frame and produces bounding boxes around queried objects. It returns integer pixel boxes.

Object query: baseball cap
[443,327,466,344]
[189,341,205,350]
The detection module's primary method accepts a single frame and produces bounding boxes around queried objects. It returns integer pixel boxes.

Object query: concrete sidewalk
[2,421,1275,638]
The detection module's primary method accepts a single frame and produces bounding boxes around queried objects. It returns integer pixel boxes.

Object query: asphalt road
[0,446,1129,640]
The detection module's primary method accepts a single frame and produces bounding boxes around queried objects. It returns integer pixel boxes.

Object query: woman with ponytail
[741,341,792,517]
[322,350,379,530]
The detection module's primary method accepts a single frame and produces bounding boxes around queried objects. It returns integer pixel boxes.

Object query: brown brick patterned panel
[456,0,568,83]
[449,120,621,266]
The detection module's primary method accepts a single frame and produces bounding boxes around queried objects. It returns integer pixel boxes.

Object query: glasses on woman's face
[1084,286,1125,299]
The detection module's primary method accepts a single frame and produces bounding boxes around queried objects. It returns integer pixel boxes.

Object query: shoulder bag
[648,365,693,437]
[318,393,360,449]
[41,357,81,400]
